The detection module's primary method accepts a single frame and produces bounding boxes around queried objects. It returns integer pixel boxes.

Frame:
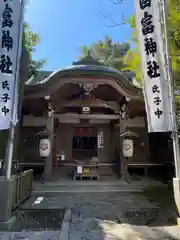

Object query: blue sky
[25,0,134,71]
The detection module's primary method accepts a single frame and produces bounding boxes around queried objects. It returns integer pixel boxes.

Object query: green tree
[123,15,142,82]
[78,36,130,70]
[23,22,46,79]
[0,19,46,160]
[124,1,180,85]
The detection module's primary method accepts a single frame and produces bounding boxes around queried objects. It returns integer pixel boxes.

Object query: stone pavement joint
[59,208,72,240]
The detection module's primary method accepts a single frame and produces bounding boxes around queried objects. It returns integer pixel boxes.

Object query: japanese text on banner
[134,0,173,132]
[0,0,21,130]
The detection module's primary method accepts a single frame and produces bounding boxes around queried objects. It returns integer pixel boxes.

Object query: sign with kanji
[98,131,104,149]
[0,0,21,130]
[134,0,173,132]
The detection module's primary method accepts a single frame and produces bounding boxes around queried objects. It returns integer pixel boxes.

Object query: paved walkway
[0,181,180,239]
[20,189,180,239]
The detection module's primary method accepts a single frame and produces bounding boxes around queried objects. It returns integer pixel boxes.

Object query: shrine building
[20,57,171,181]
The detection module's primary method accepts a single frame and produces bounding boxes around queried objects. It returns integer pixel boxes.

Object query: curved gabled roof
[25,64,143,100]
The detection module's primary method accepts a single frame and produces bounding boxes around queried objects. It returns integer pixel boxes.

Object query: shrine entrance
[22,56,147,182]
[72,127,97,161]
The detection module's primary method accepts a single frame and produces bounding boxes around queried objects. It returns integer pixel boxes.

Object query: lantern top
[120,131,139,137]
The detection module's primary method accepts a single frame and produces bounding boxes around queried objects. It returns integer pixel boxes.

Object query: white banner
[0,0,21,130]
[134,0,173,132]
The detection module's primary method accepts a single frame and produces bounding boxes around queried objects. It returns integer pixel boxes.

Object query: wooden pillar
[119,103,128,180]
[120,119,126,180]
[44,108,54,181]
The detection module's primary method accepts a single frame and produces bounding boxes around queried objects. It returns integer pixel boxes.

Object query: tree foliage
[124,0,180,85]
[123,15,142,82]
[23,22,46,79]
[78,36,130,70]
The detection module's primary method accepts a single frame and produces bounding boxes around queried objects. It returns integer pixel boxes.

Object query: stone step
[33,182,131,190]
[32,187,143,196]
[31,180,164,196]
[33,178,162,187]
[32,179,164,196]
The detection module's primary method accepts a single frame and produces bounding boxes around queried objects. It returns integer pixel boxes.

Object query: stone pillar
[44,109,54,181]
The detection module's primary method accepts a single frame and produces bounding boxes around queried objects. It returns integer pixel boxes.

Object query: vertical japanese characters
[140,0,163,119]
[135,0,174,132]
[0,1,13,117]
[0,0,21,130]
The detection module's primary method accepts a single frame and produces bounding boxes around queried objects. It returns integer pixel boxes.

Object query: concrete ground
[1,180,180,239]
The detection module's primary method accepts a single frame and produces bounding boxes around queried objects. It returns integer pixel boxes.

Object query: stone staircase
[32,182,141,196]
[32,178,163,196]
[32,166,164,196]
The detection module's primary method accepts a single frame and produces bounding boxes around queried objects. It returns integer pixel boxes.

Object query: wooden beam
[65,100,119,110]
[22,113,119,126]
[54,113,119,120]
[53,99,120,113]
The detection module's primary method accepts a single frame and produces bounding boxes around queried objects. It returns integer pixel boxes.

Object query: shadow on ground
[11,209,65,232]
[69,185,180,239]
[137,184,178,227]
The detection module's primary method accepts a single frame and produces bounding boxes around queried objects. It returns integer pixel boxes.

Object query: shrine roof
[24,57,142,99]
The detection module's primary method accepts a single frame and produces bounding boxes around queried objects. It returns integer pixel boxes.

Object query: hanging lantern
[39,138,51,157]
[122,138,134,157]
[36,130,51,158]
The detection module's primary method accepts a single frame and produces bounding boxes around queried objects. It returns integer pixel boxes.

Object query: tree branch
[100,12,126,27]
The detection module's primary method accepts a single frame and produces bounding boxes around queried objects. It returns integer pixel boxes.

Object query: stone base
[173,178,180,216]
[0,215,16,231]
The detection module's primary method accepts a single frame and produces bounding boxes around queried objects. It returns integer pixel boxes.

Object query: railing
[11,169,33,210]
